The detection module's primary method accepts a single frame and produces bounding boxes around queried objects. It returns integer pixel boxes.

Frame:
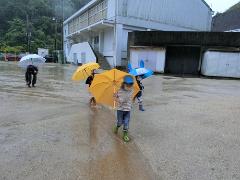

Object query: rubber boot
[123,131,130,142]
[139,104,145,111]
[113,126,120,134]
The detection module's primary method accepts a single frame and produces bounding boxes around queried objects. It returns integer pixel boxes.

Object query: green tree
[0,0,90,53]
[4,18,27,50]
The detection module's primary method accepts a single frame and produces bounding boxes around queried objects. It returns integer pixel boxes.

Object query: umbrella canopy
[89,69,140,108]
[128,60,153,79]
[129,68,154,79]
[72,62,100,81]
[19,54,46,68]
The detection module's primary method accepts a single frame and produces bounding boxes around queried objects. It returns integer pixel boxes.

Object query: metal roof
[64,0,213,25]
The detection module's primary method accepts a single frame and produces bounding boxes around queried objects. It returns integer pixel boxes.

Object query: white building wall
[102,28,115,66]
[103,28,114,55]
[68,42,96,64]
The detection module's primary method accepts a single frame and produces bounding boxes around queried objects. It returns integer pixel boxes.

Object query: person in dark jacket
[25,65,38,88]
[85,74,94,87]
[85,70,96,106]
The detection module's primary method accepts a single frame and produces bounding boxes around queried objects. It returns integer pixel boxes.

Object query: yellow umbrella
[72,62,100,81]
[89,69,140,108]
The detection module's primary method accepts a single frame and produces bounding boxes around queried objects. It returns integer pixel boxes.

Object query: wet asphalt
[0,62,240,180]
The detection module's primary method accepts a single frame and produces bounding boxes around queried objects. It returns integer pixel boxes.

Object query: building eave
[201,0,213,12]
[66,20,114,38]
[63,0,101,25]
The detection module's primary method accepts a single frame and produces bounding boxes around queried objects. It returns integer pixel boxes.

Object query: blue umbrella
[128,60,153,79]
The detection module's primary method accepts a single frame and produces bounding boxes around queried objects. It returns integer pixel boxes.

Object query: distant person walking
[25,65,38,88]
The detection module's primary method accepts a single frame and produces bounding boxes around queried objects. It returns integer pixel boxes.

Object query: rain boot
[139,104,145,111]
[123,131,130,142]
[113,126,120,134]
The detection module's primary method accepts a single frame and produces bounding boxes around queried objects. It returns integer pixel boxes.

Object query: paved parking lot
[0,62,240,180]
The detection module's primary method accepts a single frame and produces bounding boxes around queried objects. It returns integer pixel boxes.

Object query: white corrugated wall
[201,51,240,78]
[117,0,212,31]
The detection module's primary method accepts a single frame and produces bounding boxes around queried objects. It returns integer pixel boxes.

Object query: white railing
[68,0,108,35]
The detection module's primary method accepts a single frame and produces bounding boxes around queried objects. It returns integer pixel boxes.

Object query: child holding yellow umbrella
[89,69,139,142]
[85,69,97,106]
[72,62,100,106]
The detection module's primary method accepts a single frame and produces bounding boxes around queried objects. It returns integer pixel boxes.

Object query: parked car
[6,54,21,61]
[5,53,26,61]
[45,55,58,63]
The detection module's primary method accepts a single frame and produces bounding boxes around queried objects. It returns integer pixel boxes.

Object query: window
[68,0,108,34]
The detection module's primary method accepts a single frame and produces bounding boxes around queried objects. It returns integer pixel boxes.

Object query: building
[212,2,240,32]
[128,31,240,78]
[63,0,212,67]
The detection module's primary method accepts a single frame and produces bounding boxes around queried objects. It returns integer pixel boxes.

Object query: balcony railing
[68,0,108,35]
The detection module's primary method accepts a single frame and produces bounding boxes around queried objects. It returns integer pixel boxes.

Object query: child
[114,75,134,142]
[135,75,145,111]
[86,70,97,106]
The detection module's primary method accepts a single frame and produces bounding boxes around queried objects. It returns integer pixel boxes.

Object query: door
[226,54,238,77]
[217,52,239,78]
[165,46,201,75]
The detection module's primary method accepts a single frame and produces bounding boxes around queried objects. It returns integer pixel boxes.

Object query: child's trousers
[117,110,130,131]
[136,91,143,106]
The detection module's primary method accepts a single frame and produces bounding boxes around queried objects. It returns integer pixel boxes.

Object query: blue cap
[124,75,134,84]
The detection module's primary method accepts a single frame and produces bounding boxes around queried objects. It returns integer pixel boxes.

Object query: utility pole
[53,17,57,52]
[61,0,65,64]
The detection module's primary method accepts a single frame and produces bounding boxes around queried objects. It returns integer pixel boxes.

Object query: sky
[204,0,240,12]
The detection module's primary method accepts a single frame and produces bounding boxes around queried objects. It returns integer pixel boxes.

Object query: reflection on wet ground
[88,108,155,180]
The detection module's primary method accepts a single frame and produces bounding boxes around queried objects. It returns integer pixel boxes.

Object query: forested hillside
[0,0,89,53]
[212,2,240,31]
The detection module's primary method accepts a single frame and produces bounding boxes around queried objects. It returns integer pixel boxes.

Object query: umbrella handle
[84,68,90,78]
[113,86,116,109]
